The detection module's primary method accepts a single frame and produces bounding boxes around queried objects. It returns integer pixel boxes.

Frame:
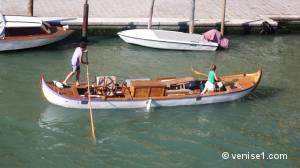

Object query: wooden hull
[118,29,218,51]
[0,28,73,51]
[41,70,262,109]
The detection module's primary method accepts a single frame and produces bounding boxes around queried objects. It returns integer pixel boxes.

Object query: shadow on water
[244,86,282,101]
[39,104,150,125]
[39,105,82,123]
[178,21,188,32]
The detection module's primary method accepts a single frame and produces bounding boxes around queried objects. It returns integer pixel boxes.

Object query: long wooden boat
[0,14,73,51]
[117,29,218,51]
[40,69,262,109]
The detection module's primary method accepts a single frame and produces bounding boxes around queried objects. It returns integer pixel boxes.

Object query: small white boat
[40,69,262,109]
[117,29,219,51]
[0,14,73,51]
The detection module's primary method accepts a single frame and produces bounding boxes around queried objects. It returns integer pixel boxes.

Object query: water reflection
[39,105,83,125]
[38,105,84,135]
[245,86,282,101]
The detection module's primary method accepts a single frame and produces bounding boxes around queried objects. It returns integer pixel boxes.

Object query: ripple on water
[0,34,299,167]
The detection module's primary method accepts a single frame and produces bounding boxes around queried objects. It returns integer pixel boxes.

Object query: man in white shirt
[63,41,88,87]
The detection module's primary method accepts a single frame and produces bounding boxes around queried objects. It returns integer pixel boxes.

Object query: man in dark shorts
[63,41,88,86]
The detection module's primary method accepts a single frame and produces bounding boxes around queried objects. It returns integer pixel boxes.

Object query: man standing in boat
[63,41,88,87]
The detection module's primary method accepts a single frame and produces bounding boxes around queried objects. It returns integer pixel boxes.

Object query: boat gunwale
[0,27,74,42]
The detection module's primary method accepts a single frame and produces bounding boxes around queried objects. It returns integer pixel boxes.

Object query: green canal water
[0,33,299,167]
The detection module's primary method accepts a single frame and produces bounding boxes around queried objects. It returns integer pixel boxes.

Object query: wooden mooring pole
[221,0,227,36]
[148,0,155,29]
[27,0,33,16]
[82,0,89,42]
[189,0,195,34]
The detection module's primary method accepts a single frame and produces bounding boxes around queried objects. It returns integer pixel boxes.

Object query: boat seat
[166,89,192,95]
[225,86,232,92]
[160,76,195,87]
[115,82,128,97]
[71,85,80,97]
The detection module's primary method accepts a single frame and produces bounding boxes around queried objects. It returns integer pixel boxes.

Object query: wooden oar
[191,65,208,77]
[191,65,225,83]
[86,54,96,143]
[82,0,96,143]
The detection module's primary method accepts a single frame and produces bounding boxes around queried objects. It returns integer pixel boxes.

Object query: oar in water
[82,0,96,144]
[86,52,96,143]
